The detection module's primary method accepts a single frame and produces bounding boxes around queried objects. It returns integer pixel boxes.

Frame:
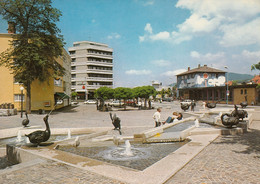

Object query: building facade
[0,33,71,111]
[176,64,258,105]
[68,41,113,100]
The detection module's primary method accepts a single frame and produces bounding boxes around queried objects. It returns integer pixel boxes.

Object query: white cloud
[125,69,152,75]
[151,31,170,41]
[107,33,121,40]
[219,18,260,47]
[151,59,171,67]
[190,51,225,61]
[190,51,200,58]
[232,50,260,65]
[139,0,260,46]
[162,69,187,77]
[144,23,153,34]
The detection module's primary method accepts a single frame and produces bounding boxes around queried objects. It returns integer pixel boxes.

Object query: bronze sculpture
[221,113,239,128]
[181,104,190,111]
[109,113,122,135]
[22,112,30,127]
[25,115,50,146]
[231,105,248,121]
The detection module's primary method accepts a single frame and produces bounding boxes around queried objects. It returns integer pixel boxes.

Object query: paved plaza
[0,102,260,183]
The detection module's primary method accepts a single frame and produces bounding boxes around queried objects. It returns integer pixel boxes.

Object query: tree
[114,87,133,110]
[94,87,114,100]
[251,62,260,71]
[133,86,156,108]
[0,0,64,112]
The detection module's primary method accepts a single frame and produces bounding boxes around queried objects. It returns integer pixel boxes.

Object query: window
[14,94,25,102]
[69,51,75,55]
[71,74,76,78]
[72,82,76,85]
[241,89,243,94]
[245,89,247,94]
[71,66,76,70]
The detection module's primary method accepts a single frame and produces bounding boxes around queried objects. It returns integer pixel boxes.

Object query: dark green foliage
[251,62,260,71]
[94,87,114,100]
[0,0,64,112]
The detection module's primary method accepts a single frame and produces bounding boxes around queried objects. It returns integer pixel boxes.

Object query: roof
[177,65,226,76]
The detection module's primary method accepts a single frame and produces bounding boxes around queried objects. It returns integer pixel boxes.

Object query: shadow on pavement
[213,129,260,156]
[50,105,79,114]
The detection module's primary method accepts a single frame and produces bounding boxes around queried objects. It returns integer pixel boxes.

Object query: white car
[180,99,192,105]
[108,100,124,107]
[84,100,97,104]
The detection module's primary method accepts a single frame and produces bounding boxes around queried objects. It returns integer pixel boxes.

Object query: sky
[1,0,260,87]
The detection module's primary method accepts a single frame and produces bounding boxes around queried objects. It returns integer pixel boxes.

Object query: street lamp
[20,86,24,118]
[224,66,228,104]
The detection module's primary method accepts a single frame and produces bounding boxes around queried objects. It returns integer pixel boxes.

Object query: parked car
[71,101,79,105]
[56,100,63,105]
[180,99,192,105]
[84,100,97,104]
[108,100,125,107]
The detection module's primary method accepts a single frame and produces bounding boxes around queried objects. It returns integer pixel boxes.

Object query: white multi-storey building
[68,41,113,100]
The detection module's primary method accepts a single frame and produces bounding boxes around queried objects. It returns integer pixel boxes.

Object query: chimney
[198,64,201,68]
[188,67,190,71]
[8,22,16,34]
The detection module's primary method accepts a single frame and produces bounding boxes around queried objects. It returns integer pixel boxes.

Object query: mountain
[228,72,254,82]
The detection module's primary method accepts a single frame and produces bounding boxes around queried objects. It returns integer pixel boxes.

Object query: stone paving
[165,123,260,184]
[0,160,124,184]
[0,102,260,183]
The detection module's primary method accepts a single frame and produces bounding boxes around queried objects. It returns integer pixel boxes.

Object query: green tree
[114,87,133,110]
[251,62,260,71]
[94,87,114,100]
[133,86,156,108]
[0,0,64,112]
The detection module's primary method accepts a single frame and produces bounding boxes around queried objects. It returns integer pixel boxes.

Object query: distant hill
[228,72,254,81]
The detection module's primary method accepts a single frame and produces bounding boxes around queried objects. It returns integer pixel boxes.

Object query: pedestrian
[191,100,196,111]
[153,108,162,127]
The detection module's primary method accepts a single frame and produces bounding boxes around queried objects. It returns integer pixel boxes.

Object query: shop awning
[55,92,70,99]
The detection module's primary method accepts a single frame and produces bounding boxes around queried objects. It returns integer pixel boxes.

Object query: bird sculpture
[181,104,190,111]
[240,96,248,108]
[25,115,50,146]
[22,112,30,127]
[221,113,239,128]
[231,105,248,121]
[109,113,122,135]
[206,102,217,109]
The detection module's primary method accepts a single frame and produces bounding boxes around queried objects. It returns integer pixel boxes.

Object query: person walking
[153,108,162,127]
[191,100,196,111]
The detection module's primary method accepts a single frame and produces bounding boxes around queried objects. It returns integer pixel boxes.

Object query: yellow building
[0,33,71,112]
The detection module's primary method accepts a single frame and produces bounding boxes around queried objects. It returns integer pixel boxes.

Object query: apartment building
[68,41,113,100]
[0,31,71,111]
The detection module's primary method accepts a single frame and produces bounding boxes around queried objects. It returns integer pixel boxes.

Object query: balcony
[87,69,113,74]
[86,77,113,82]
[71,85,113,91]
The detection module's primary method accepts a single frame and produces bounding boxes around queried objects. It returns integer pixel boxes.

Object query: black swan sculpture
[181,104,190,111]
[240,96,248,108]
[231,105,248,121]
[109,113,122,135]
[206,102,217,109]
[22,112,30,127]
[221,113,239,128]
[25,115,50,146]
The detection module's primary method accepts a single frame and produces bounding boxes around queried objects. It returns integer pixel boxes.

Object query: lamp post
[224,66,228,105]
[20,86,24,118]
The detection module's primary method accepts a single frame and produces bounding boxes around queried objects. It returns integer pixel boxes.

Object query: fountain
[16,130,22,142]
[67,129,71,139]
[123,140,133,156]
[194,119,200,127]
